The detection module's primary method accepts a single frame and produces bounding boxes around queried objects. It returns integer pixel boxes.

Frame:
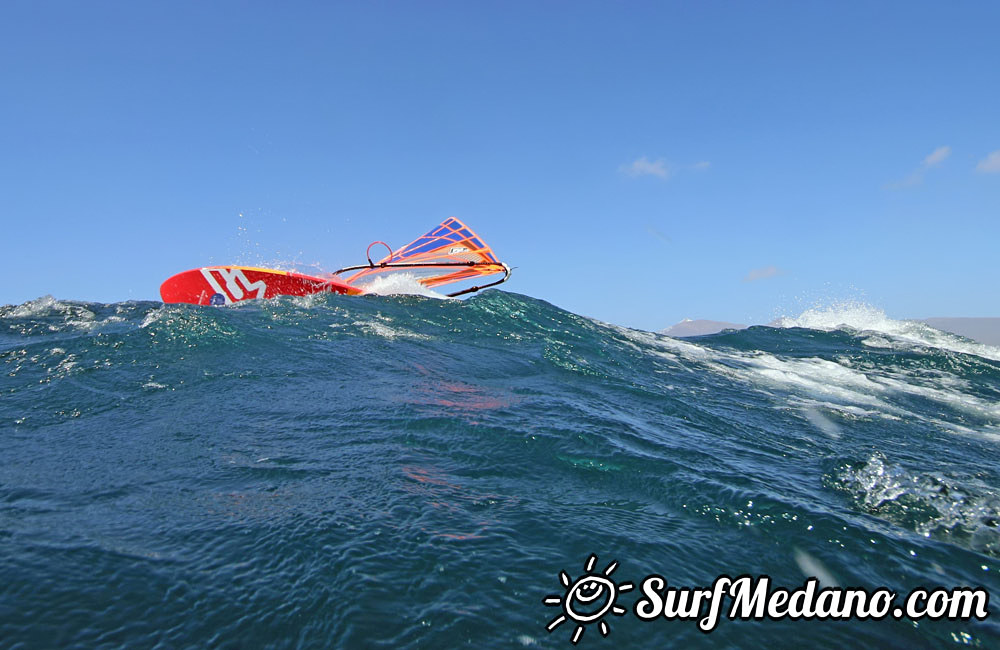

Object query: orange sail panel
[340,218,508,292]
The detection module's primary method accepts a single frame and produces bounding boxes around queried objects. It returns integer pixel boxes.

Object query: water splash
[773,301,1000,362]
[359,273,449,299]
[836,453,1000,556]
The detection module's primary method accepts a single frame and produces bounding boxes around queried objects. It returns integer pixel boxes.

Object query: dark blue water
[2,292,998,648]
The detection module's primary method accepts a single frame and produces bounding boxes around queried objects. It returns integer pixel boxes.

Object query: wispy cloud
[644,224,671,244]
[620,157,711,180]
[743,265,784,282]
[976,150,1000,173]
[923,145,951,167]
[622,156,670,178]
[885,145,951,189]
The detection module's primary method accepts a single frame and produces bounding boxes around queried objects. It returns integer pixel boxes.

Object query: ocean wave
[773,301,1000,362]
[1,290,998,647]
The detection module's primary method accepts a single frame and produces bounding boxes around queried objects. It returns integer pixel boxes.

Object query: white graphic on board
[200,268,268,303]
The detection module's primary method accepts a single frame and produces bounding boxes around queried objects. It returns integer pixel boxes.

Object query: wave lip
[772,301,1000,362]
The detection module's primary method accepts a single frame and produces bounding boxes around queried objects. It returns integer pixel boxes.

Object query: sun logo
[543,554,633,645]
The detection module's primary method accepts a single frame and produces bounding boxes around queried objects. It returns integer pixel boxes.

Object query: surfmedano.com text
[634,574,989,632]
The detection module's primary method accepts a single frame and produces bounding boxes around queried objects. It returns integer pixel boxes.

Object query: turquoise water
[1,292,998,648]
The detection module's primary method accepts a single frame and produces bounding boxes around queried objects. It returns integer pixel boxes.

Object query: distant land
[660,319,747,337]
[660,317,1000,346]
[920,318,1000,346]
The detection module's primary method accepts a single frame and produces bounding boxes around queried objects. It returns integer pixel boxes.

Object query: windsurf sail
[333,218,511,297]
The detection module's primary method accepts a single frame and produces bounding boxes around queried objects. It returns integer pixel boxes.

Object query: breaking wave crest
[773,301,1000,362]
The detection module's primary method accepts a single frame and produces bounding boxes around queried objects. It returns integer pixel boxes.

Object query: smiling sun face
[566,576,613,620]
[575,578,606,602]
[543,555,633,645]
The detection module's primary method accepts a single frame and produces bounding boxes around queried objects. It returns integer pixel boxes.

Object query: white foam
[773,301,1000,362]
[873,373,1000,420]
[613,326,716,363]
[1,295,134,333]
[616,317,999,443]
[358,273,449,299]
[2,295,94,322]
[936,422,1000,443]
[345,318,431,341]
[723,353,1000,442]
[140,306,171,329]
[786,398,899,422]
[627,321,909,415]
[742,354,886,401]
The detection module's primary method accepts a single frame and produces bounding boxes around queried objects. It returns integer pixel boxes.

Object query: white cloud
[621,157,711,179]
[885,172,923,190]
[743,265,783,282]
[622,156,670,178]
[885,145,951,189]
[923,145,951,167]
[976,150,1000,173]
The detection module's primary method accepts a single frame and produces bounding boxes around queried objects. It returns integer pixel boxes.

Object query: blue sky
[2,1,998,330]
